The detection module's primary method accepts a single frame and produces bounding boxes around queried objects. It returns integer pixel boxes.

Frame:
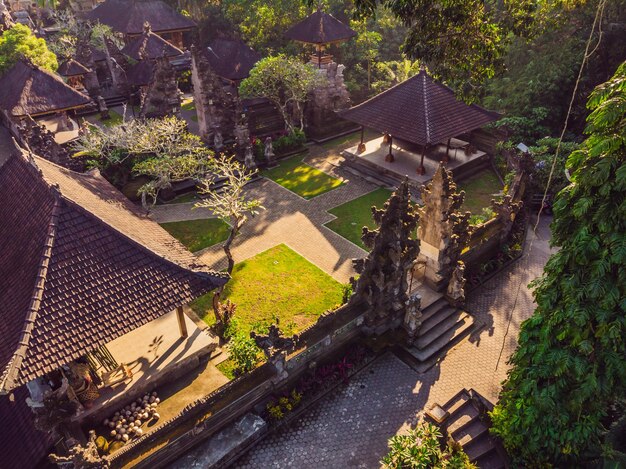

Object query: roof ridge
[422,71,431,144]
[0,189,62,394]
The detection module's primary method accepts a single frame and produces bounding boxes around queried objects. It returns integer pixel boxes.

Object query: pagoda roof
[86,0,196,35]
[285,9,356,45]
[0,59,92,117]
[57,58,90,77]
[339,69,500,146]
[206,38,261,81]
[122,26,183,61]
[0,150,227,393]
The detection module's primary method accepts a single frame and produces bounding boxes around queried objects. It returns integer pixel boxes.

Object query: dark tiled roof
[0,152,228,393]
[57,58,90,77]
[126,58,154,86]
[285,9,356,45]
[0,387,51,469]
[0,59,92,117]
[122,29,183,61]
[206,38,261,81]
[339,70,500,146]
[86,0,196,35]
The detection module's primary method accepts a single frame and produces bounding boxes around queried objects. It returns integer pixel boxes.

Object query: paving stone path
[150,149,378,283]
[233,216,556,468]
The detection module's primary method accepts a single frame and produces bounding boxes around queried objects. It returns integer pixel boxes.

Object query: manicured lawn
[262,156,344,199]
[325,188,393,249]
[160,218,231,252]
[191,244,344,336]
[457,169,503,215]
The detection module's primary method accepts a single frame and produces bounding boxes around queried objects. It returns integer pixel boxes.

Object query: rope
[495,0,607,371]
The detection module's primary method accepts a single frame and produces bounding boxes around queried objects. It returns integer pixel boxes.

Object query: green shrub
[228,334,261,375]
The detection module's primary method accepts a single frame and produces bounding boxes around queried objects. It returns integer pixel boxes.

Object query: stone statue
[0,1,14,32]
[213,129,224,153]
[244,144,257,171]
[403,293,422,344]
[492,194,523,243]
[49,430,109,468]
[264,137,275,167]
[250,324,298,360]
[445,261,466,307]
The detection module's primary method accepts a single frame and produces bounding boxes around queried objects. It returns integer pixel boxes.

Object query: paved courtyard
[231,215,555,467]
[150,149,379,283]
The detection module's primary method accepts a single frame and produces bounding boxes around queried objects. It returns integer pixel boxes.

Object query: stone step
[419,305,458,337]
[417,297,450,324]
[443,391,472,417]
[475,450,506,469]
[464,437,497,463]
[452,418,489,446]
[415,310,470,350]
[405,313,475,371]
[445,402,480,435]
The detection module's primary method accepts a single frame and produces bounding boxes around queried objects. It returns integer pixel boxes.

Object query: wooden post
[385,136,394,162]
[357,126,366,153]
[444,138,451,163]
[176,306,188,338]
[417,145,426,175]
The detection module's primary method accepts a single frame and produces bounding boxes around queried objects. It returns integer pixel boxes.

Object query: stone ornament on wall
[445,261,466,308]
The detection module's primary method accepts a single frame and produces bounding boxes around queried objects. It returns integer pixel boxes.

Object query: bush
[469,207,495,226]
[528,136,579,196]
[227,334,261,375]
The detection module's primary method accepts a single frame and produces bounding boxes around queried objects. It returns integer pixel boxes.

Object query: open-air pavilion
[339,68,500,183]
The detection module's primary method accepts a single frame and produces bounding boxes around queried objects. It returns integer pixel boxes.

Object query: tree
[490,61,626,465]
[381,422,475,468]
[0,24,57,74]
[194,155,264,317]
[239,55,322,131]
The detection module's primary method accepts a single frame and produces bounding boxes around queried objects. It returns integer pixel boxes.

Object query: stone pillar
[140,56,181,118]
[306,61,351,137]
[416,164,472,291]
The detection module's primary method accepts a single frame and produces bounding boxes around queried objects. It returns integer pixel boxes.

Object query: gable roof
[0,150,227,393]
[57,58,90,77]
[86,0,196,35]
[122,27,183,61]
[339,69,500,146]
[285,9,356,45]
[0,59,92,117]
[206,38,261,81]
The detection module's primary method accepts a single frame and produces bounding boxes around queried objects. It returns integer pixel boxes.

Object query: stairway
[426,389,508,469]
[403,297,477,372]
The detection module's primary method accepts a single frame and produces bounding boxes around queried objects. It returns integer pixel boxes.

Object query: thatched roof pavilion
[57,58,90,77]
[339,68,500,173]
[206,38,261,82]
[0,59,92,118]
[121,22,184,61]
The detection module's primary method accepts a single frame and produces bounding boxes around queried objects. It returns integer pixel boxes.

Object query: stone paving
[231,215,556,468]
[149,148,379,283]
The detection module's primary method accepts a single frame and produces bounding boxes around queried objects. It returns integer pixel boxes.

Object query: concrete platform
[76,309,218,421]
[343,136,487,185]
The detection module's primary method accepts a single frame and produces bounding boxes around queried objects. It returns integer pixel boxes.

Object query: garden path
[149,147,379,283]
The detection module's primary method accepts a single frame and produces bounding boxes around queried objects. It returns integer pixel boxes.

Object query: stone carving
[445,261,466,307]
[190,45,239,144]
[403,293,422,344]
[244,144,256,171]
[349,178,420,327]
[213,128,224,153]
[0,1,15,32]
[491,194,523,243]
[49,430,110,468]
[416,164,472,290]
[140,55,181,118]
[307,61,350,135]
[250,325,298,360]
[264,137,275,166]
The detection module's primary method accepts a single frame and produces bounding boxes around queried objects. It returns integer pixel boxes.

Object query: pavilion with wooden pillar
[339,68,500,177]
[285,8,356,68]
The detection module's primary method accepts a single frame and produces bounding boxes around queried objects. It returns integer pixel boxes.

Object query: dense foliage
[381,422,475,469]
[0,24,57,73]
[490,61,626,465]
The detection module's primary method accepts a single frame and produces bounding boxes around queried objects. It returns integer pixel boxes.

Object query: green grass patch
[181,99,196,112]
[457,169,503,215]
[191,244,344,336]
[100,109,124,127]
[216,358,236,380]
[325,188,393,249]
[262,156,343,199]
[160,218,230,252]
[159,192,199,205]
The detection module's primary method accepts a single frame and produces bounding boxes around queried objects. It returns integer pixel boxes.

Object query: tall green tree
[490,61,626,465]
[0,24,58,74]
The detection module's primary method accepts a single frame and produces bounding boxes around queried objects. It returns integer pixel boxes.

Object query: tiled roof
[126,58,154,86]
[339,69,500,146]
[86,0,196,35]
[0,151,228,393]
[0,59,92,117]
[285,9,355,45]
[57,58,90,77]
[122,29,183,61]
[206,38,261,81]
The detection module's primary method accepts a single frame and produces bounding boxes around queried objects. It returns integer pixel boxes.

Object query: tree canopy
[490,60,626,465]
[0,24,58,74]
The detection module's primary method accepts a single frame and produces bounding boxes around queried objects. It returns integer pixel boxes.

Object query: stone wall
[140,56,181,118]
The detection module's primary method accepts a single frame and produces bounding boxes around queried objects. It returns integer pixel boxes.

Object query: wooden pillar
[444,138,451,163]
[385,135,394,162]
[357,126,366,153]
[417,145,426,175]
[176,306,188,338]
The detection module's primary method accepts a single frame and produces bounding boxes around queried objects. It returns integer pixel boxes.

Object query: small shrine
[57,58,91,91]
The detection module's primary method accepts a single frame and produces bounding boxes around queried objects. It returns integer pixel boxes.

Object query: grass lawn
[325,188,393,249]
[262,156,344,199]
[100,109,124,127]
[181,99,196,112]
[191,244,345,336]
[457,169,503,215]
[159,192,199,205]
[160,218,231,252]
